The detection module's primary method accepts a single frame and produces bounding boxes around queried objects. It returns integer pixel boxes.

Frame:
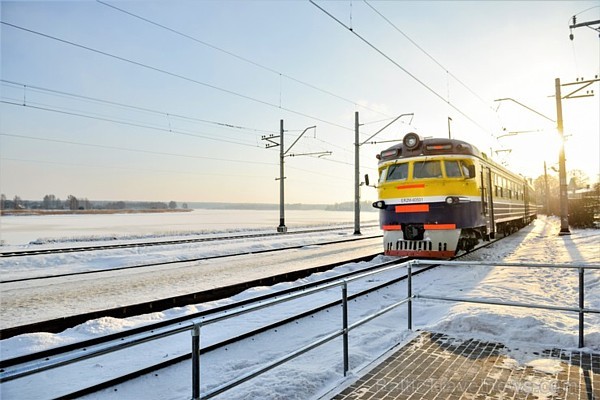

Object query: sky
[1,0,599,205]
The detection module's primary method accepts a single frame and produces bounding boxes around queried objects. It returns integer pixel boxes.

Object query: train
[372,132,537,258]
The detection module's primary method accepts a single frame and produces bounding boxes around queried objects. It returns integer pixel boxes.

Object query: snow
[0,209,379,246]
[0,215,598,400]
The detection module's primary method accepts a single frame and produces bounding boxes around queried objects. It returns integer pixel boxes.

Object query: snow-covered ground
[0,232,383,329]
[0,216,598,400]
[0,209,379,246]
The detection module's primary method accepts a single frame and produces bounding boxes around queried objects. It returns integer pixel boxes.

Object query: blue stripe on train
[379,201,486,229]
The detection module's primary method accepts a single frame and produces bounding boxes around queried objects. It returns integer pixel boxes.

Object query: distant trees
[533,169,599,228]
[42,194,62,209]
[65,195,90,210]
[105,201,126,210]
[533,174,559,215]
[0,194,182,211]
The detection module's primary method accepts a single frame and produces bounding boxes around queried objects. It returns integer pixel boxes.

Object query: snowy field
[0,209,379,246]
[0,216,598,400]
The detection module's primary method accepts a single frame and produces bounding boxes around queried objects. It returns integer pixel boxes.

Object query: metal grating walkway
[332,331,599,399]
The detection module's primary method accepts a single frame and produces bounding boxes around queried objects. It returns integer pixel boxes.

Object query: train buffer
[329,331,599,399]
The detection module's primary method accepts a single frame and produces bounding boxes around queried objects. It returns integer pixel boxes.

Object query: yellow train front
[373,133,536,258]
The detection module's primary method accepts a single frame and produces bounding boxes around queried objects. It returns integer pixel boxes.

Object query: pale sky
[1,0,598,204]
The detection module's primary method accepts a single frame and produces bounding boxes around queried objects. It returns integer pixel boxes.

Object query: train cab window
[413,160,442,179]
[378,168,388,184]
[386,163,408,181]
[462,163,474,178]
[444,160,462,178]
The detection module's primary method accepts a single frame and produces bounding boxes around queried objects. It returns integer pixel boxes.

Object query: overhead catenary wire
[1,100,261,149]
[1,80,278,136]
[0,132,274,165]
[94,1,412,150]
[0,21,352,132]
[363,0,493,110]
[1,132,358,178]
[309,1,492,135]
[96,0,392,119]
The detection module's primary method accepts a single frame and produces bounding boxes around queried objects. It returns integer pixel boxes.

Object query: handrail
[2,259,598,400]
[408,260,600,351]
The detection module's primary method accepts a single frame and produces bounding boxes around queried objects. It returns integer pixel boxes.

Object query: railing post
[192,323,201,400]
[342,282,349,376]
[578,268,584,348]
[407,262,413,331]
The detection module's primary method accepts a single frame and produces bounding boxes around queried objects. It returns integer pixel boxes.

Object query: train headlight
[372,200,386,209]
[445,196,459,205]
[403,132,421,150]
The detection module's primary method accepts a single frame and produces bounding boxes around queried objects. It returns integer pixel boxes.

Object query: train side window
[444,160,462,177]
[460,162,471,178]
[386,163,408,181]
[413,161,442,179]
[378,167,388,184]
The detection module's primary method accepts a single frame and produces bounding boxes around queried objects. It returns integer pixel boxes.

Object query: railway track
[0,247,383,338]
[0,255,416,399]
[0,236,502,398]
[0,236,505,399]
[0,224,379,257]
[0,233,383,284]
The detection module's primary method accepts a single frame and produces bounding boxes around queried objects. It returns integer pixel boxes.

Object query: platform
[332,331,598,399]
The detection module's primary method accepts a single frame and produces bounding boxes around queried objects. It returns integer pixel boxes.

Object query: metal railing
[0,259,412,399]
[409,260,600,349]
[189,260,412,399]
[192,260,599,399]
[2,259,598,400]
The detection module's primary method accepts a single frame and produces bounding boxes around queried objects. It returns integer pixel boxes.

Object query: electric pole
[353,111,414,235]
[568,15,600,40]
[554,75,599,235]
[262,120,328,233]
[354,112,361,235]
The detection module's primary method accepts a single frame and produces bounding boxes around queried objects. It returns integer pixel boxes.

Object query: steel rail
[0,234,383,284]
[0,235,505,397]
[0,224,379,257]
[0,257,415,383]
[0,253,394,364]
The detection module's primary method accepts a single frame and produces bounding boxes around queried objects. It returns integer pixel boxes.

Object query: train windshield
[413,160,442,179]
[386,163,408,181]
[444,160,471,178]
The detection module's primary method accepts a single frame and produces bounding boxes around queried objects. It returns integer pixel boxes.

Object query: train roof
[377,133,534,188]
[377,134,483,162]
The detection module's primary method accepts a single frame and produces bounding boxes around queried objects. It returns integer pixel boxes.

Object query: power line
[363,0,492,109]
[96,0,392,119]
[1,133,357,182]
[0,20,352,132]
[1,100,260,148]
[2,89,359,171]
[1,79,277,136]
[309,1,491,135]
[0,132,275,165]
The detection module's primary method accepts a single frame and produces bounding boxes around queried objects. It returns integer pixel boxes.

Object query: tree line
[0,194,185,211]
[532,171,599,228]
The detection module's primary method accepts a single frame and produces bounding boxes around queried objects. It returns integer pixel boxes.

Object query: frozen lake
[0,209,379,246]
